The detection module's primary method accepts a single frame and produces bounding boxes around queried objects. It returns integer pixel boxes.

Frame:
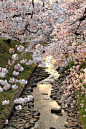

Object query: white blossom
[15,105,22,111]
[2,100,9,105]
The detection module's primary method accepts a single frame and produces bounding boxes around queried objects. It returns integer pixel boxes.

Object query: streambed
[32,64,67,129]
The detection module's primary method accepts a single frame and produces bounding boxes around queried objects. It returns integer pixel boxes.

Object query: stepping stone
[31,83,37,87]
[32,112,40,116]
[51,108,61,114]
[42,93,48,95]
[57,100,64,105]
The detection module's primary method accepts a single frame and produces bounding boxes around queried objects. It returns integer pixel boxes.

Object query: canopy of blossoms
[0,0,86,125]
[0,0,68,43]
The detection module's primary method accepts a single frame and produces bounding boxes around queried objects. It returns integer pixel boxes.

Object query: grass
[64,60,75,70]
[0,38,35,127]
[76,90,86,129]
[65,54,69,58]
[67,41,72,46]
[74,59,86,129]
[79,60,86,70]
[76,42,82,46]
[0,38,18,68]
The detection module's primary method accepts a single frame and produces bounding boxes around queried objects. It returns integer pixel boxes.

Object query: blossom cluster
[0,0,68,43]
[14,95,33,111]
[60,58,86,117]
[43,39,86,69]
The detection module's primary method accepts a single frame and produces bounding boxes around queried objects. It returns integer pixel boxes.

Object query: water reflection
[32,56,67,129]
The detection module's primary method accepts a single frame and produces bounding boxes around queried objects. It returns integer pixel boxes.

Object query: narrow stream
[31,56,67,129]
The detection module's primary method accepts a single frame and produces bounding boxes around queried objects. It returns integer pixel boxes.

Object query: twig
[70,8,86,26]
[70,15,86,26]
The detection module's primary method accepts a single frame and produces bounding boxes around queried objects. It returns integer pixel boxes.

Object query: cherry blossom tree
[0,1,86,126]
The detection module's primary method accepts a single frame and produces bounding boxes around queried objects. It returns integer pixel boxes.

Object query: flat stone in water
[57,100,64,105]
[29,119,35,124]
[3,126,16,129]
[42,93,48,95]
[24,123,30,128]
[32,112,40,116]
[51,108,62,114]
[16,123,24,128]
[32,83,37,87]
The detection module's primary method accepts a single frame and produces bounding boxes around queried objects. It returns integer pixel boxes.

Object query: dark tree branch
[74,21,81,35]
[26,28,39,34]
[13,14,21,18]
[32,0,34,8]
[70,15,86,26]
[70,8,86,40]
[43,2,44,7]
[31,11,33,19]
[70,8,86,26]
[25,12,32,16]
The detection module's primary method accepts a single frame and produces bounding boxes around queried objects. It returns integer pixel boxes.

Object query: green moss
[78,97,86,129]
[53,34,57,37]
[76,42,82,46]
[80,78,83,83]
[65,54,69,58]
[69,61,74,67]
[19,63,34,79]
[68,41,72,46]
[0,115,5,120]
[80,61,86,70]
[83,84,86,88]
[64,60,75,70]
[64,65,69,70]
[0,38,18,67]
[76,78,86,129]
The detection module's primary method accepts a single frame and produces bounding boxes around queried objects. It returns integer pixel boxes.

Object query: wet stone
[56,96,61,100]
[32,112,40,116]
[3,126,16,129]
[20,127,24,129]
[51,108,61,114]
[42,93,48,95]
[72,118,79,122]
[65,122,79,128]
[32,115,39,119]
[10,119,16,122]
[22,119,27,123]
[23,92,28,95]
[20,110,26,113]
[24,123,30,129]
[28,109,37,112]
[31,83,37,87]
[57,100,64,105]
[68,113,76,117]
[29,119,35,124]
[27,90,31,94]
[28,103,34,108]
[16,123,24,127]
[19,114,25,117]
[52,96,57,100]
[30,88,33,92]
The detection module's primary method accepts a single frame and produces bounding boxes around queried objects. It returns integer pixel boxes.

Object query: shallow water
[31,62,67,129]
